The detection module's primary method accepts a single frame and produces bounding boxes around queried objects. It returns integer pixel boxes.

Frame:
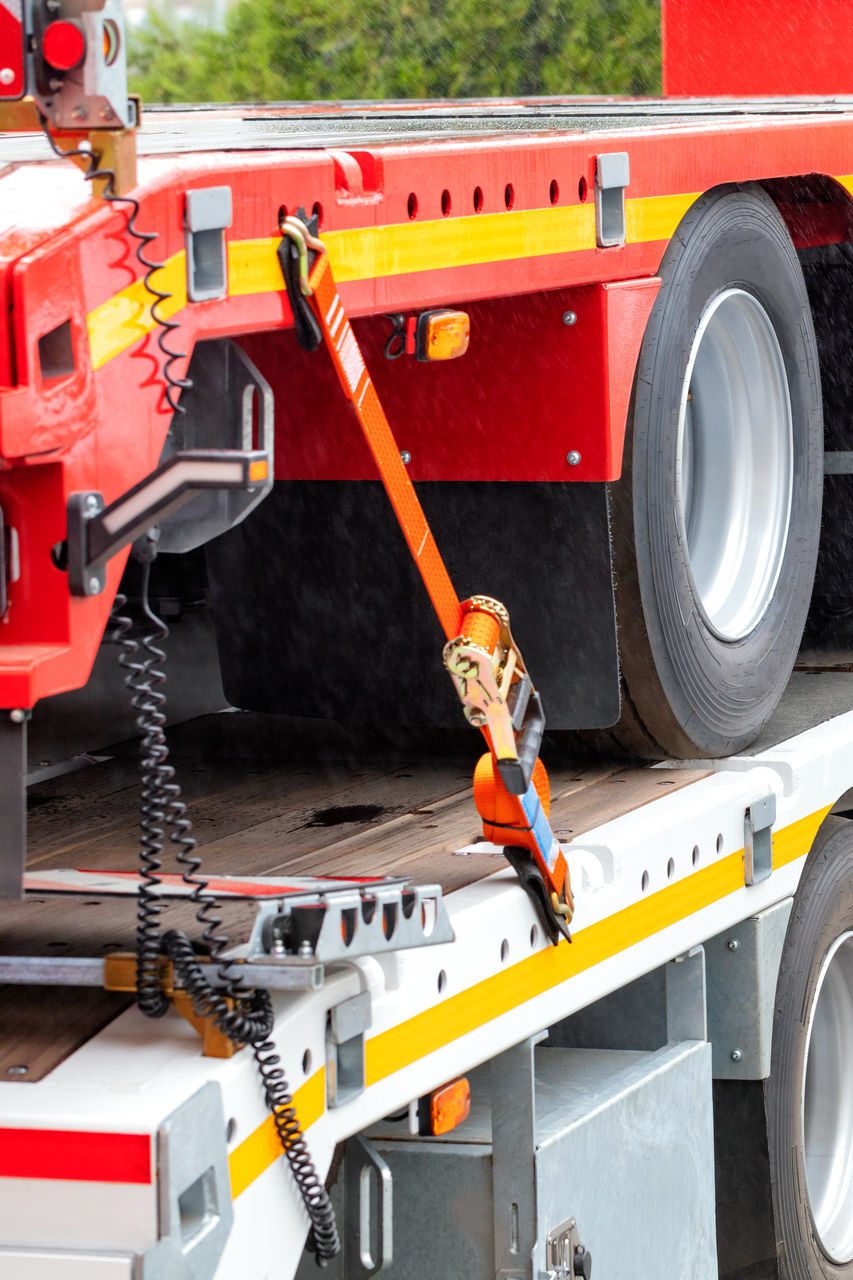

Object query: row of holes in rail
[639,833,726,895]
[280,176,590,229]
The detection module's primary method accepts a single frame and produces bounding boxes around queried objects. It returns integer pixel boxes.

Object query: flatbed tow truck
[7,2,853,1278]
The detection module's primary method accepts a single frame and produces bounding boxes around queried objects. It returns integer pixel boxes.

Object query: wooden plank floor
[0,713,708,1080]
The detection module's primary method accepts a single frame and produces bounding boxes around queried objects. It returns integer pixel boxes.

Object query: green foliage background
[129,0,662,104]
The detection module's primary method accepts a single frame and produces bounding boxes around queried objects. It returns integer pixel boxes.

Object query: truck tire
[607,185,823,758]
[766,817,853,1279]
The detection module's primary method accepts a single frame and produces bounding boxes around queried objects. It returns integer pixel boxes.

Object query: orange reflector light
[418,1076,471,1135]
[103,19,121,67]
[249,460,268,482]
[415,310,470,362]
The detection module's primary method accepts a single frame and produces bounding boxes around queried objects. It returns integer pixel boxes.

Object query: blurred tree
[128,0,661,104]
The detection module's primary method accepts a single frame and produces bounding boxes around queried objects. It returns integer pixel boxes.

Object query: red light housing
[42,20,86,72]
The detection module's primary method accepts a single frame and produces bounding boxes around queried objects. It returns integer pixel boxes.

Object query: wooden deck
[0,713,707,1081]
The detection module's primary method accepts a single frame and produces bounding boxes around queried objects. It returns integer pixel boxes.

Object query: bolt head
[297,940,314,957]
[9,709,26,724]
[71,104,88,121]
[727,938,739,951]
[7,1064,27,1076]
[566,450,582,467]
[88,575,102,595]
[400,450,412,465]
[83,494,100,516]
[730,1048,743,1063]
[0,68,14,87]
[469,712,487,727]
[562,310,577,326]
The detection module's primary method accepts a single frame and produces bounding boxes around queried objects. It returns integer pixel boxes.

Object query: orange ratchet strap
[277,212,572,943]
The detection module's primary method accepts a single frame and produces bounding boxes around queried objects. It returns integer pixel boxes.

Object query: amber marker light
[249,460,269,482]
[414,309,470,362]
[103,19,121,66]
[418,1076,472,1135]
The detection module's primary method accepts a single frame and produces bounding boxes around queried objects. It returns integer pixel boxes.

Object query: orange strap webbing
[289,231,570,925]
[308,253,462,642]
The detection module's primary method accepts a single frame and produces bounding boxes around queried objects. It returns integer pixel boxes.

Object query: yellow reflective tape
[364,805,829,1086]
[228,806,829,1199]
[625,190,700,244]
[229,1064,325,1200]
[88,254,187,371]
[86,191,696,371]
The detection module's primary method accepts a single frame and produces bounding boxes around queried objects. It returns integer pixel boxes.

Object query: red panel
[663,0,853,96]
[3,235,97,459]
[6,110,853,708]
[0,1128,153,1184]
[247,279,657,485]
[0,2,26,100]
[601,277,661,477]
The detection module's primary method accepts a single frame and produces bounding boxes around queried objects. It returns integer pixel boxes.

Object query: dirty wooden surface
[0,713,708,1081]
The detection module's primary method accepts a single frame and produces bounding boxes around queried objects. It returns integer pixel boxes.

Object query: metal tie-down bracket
[247,878,454,964]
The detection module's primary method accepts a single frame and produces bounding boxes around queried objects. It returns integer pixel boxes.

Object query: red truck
[3,3,853,1278]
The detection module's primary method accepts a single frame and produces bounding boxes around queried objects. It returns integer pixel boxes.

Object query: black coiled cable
[39,118,191,413]
[48,111,340,1261]
[160,931,341,1259]
[112,577,170,1017]
[252,1032,342,1260]
[109,579,340,1260]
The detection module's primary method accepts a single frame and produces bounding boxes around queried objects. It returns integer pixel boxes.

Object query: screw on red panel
[42,20,86,71]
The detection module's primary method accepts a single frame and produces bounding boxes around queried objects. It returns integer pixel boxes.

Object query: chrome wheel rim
[803,931,853,1262]
[676,288,793,641]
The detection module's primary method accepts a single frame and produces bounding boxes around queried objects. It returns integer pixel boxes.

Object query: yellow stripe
[228,805,829,1197]
[86,191,695,371]
[88,255,187,371]
[366,806,827,1084]
[229,1065,326,1199]
[625,190,699,244]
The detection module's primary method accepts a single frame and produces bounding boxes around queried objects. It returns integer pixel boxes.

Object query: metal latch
[326,990,371,1107]
[744,793,776,886]
[595,151,629,247]
[542,1217,592,1280]
[185,186,232,302]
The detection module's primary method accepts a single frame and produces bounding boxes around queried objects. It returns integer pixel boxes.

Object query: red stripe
[0,1129,152,1184]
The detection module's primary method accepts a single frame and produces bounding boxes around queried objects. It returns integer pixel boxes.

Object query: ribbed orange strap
[308,256,462,641]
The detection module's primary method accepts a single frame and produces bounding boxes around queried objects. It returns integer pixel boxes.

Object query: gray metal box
[355,1040,716,1280]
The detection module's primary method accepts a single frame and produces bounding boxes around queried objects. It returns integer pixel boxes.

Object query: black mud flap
[205,480,619,730]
